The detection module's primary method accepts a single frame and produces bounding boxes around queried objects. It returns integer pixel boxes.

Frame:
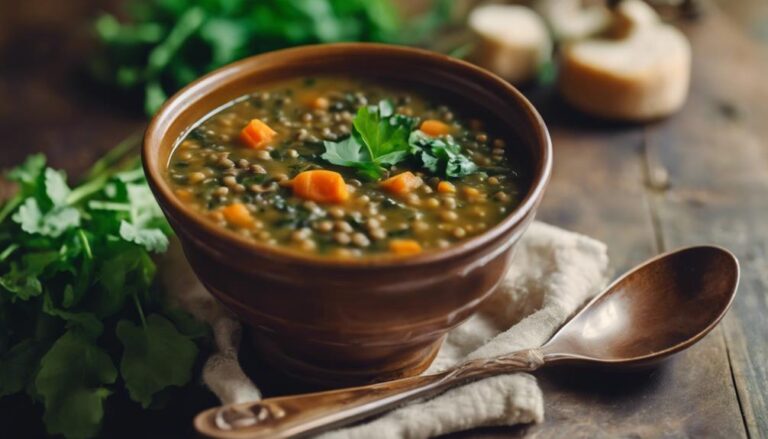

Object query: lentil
[351,233,370,247]
[255,150,271,160]
[316,220,334,232]
[189,172,206,184]
[334,232,351,245]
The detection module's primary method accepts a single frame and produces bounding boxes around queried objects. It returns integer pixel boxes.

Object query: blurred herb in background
[91,0,452,116]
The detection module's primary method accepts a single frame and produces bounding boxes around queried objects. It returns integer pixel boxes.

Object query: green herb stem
[77,230,93,260]
[80,131,143,183]
[68,156,141,206]
[132,292,147,328]
[0,243,19,262]
[66,173,112,206]
[0,194,22,224]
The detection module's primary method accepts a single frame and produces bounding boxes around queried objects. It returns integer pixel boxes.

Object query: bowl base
[250,330,445,388]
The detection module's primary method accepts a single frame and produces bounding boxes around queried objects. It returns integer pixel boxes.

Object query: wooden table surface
[1,0,766,438]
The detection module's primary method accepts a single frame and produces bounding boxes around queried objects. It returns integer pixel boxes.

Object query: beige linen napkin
[162,221,609,438]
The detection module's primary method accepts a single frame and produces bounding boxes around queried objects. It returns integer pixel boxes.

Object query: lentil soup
[167,76,529,258]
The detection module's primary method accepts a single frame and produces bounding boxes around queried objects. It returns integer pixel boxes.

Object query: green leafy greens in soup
[167,76,529,258]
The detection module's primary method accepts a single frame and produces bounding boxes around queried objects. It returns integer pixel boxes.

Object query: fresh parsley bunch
[0,143,205,438]
[322,100,478,179]
[91,0,404,115]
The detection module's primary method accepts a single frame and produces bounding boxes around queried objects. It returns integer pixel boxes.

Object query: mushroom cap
[559,23,692,121]
[468,5,553,83]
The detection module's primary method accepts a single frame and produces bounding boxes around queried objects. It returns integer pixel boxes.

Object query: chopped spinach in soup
[167,76,528,258]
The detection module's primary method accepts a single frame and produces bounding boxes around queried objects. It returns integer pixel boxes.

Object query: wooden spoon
[194,245,739,439]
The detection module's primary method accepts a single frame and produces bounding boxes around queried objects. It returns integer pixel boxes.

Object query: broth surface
[167,76,529,258]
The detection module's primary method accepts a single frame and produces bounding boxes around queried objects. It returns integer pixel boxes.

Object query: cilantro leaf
[117,315,198,408]
[43,292,104,338]
[44,168,72,206]
[377,150,410,166]
[7,154,46,188]
[93,247,154,318]
[0,264,43,300]
[12,198,81,238]
[35,331,117,439]
[409,130,478,178]
[321,100,414,179]
[353,102,414,160]
[0,339,45,397]
[0,251,59,301]
[447,152,478,177]
[322,136,370,167]
[321,136,382,180]
[119,221,169,253]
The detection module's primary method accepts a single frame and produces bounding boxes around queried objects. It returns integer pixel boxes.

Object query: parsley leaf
[117,315,198,408]
[35,331,117,439]
[409,130,478,178]
[321,100,415,179]
[8,164,81,237]
[12,199,81,238]
[119,221,169,253]
[321,136,369,166]
[0,339,45,397]
[7,154,46,189]
[0,251,60,301]
[44,168,72,207]
[352,102,414,161]
[43,292,104,338]
[321,136,382,180]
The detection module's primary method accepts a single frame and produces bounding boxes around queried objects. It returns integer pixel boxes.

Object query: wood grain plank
[644,4,768,437]
[713,0,768,56]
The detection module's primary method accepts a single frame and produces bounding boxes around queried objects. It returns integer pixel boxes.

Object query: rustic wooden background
[0,0,766,437]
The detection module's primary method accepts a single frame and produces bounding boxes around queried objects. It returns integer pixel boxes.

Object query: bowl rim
[143,43,552,268]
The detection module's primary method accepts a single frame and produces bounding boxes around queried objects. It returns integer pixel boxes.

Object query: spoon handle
[194,348,544,439]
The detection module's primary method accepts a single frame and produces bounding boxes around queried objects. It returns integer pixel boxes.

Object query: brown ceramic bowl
[143,43,552,387]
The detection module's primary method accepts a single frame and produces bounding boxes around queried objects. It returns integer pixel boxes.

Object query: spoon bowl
[195,245,739,439]
[542,245,739,366]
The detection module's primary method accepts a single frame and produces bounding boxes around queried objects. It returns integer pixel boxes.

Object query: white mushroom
[609,0,661,37]
[558,0,691,121]
[535,0,612,42]
[468,4,553,84]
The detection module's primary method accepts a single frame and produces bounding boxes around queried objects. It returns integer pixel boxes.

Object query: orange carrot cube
[291,170,349,204]
[380,171,423,195]
[221,203,254,228]
[174,189,194,202]
[240,119,277,149]
[420,119,452,136]
[389,239,423,255]
[311,96,330,110]
[437,181,456,194]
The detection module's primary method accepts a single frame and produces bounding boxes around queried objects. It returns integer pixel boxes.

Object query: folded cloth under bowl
[162,221,609,438]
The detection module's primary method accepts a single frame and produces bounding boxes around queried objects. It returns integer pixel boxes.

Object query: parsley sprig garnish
[321,100,478,180]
